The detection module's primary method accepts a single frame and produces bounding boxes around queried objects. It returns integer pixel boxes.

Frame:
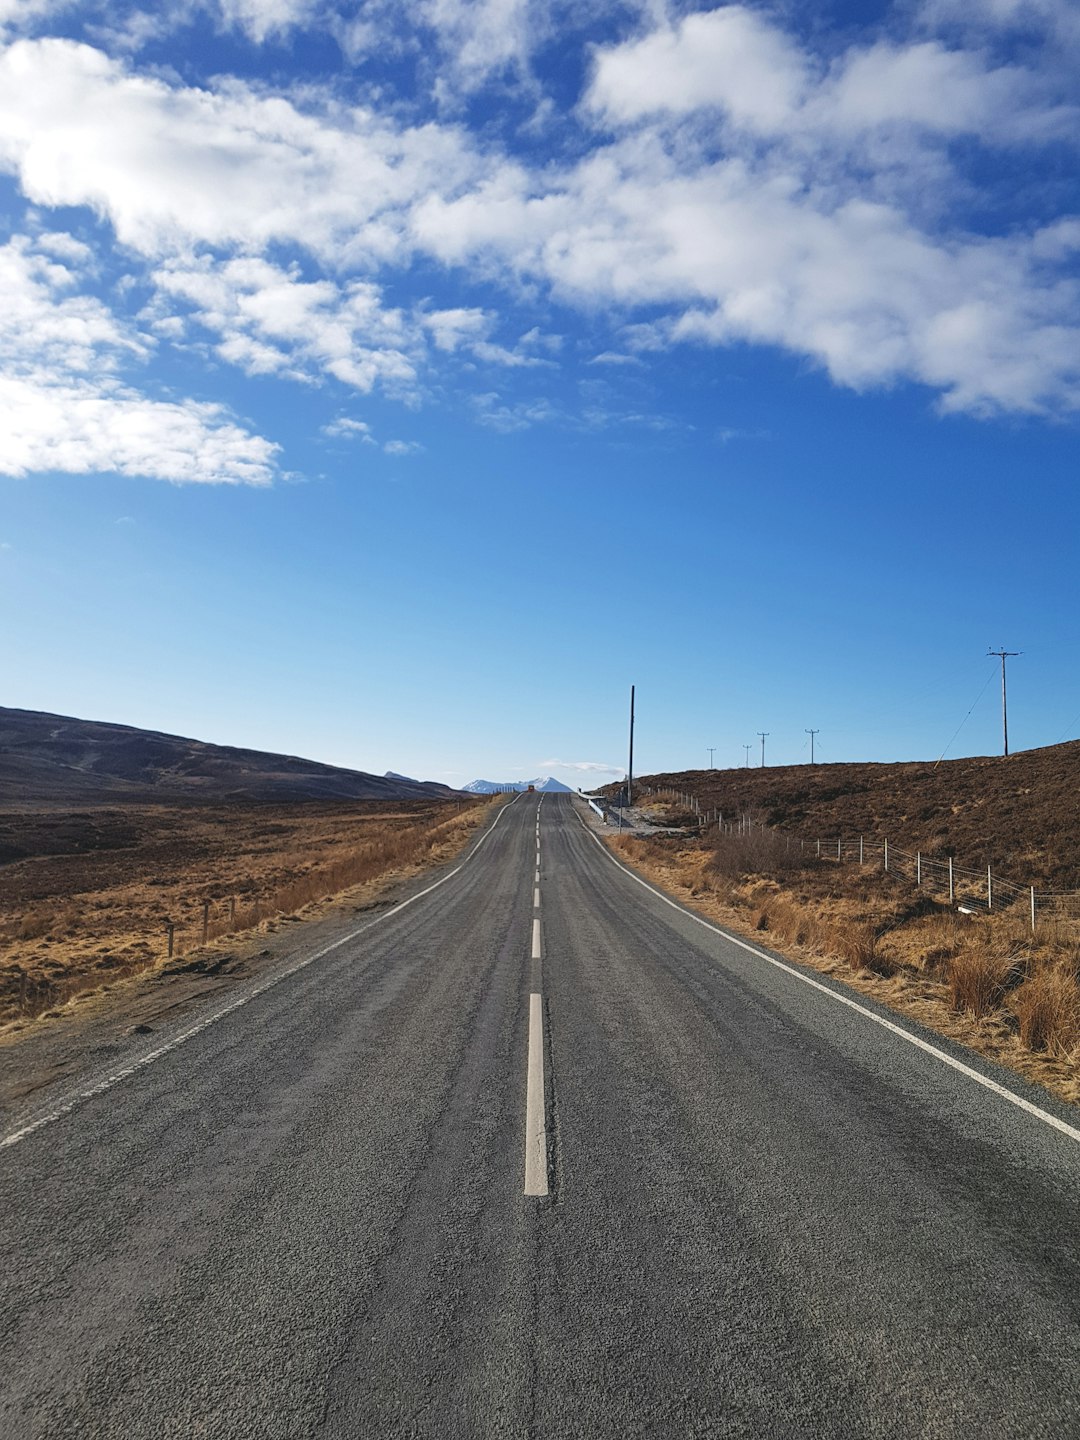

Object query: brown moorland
[0,797,491,1028]
[637,739,1080,888]
[0,706,496,1030]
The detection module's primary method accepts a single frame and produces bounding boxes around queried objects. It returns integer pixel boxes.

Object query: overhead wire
[1051,712,1080,746]
[933,665,996,769]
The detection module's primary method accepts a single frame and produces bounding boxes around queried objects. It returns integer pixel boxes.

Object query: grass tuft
[947,948,1014,1018]
[1011,969,1080,1054]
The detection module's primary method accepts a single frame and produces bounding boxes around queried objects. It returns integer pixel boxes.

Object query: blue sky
[1,0,1078,788]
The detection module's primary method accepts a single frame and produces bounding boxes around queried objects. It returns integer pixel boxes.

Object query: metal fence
[639,785,1079,937]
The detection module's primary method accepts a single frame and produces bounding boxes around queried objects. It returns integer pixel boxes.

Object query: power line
[707,746,715,769]
[757,731,769,768]
[934,665,996,769]
[627,684,635,807]
[805,728,819,764]
[743,744,751,768]
[988,647,1020,757]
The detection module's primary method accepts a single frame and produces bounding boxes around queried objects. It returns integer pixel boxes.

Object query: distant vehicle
[527,784,535,792]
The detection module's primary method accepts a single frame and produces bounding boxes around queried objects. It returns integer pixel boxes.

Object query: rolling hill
[630,741,1080,889]
[0,708,457,807]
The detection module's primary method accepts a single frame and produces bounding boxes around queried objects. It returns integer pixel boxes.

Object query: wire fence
[639,785,1080,937]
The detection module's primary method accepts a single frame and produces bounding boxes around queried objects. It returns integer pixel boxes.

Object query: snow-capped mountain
[463,776,574,794]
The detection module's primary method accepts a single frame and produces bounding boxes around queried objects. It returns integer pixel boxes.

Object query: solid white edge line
[578,811,1080,1146]
[523,991,548,1196]
[1,795,526,1152]
[531,917,541,959]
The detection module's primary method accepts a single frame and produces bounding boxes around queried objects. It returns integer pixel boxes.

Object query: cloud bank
[0,3,1077,480]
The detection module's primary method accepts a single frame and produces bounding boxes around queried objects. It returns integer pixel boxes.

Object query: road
[1,792,1079,1438]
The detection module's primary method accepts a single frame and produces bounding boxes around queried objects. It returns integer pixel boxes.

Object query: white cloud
[152,255,417,393]
[216,0,316,44]
[0,234,143,373]
[421,0,534,93]
[0,38,480,261]
[421,305,490,352]
[322,416,376,442]
[0,374,278,483]
[470,338,551,367]
[0,13,1076,437]
[0,233,278,483]
[0,0,70,31]
[587,8,1076,146]
[383,438,423,454]
[30,229,94,264]
[588,7,809,132]
[539,758,624,774]
[472,391,558,430]
[417,305,553,366]
[919,0,1080,48]
[814,40,1075,146]
[405,13,1080,415]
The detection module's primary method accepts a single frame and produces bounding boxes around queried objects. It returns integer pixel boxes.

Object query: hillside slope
[636,742,1080,889]
[0,708,452,807]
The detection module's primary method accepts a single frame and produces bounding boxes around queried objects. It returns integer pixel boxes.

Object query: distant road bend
[2,793,1079,1438]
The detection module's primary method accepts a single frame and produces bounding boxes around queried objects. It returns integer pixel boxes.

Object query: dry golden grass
[605,831,1080,1108]
[1012,969,1080,1054]
[0,797,494,1026]
[947,948,1016,1019]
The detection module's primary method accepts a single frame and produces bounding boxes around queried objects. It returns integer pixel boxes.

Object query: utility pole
[743,744,751,768]
[707,746,715,769]
[805,728,819,764]
[627,684,635,808]
[988,648,1019,756]
[757,731,769,767]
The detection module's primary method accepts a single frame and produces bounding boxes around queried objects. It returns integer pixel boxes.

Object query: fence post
[987,865,993,911]
[230,896,237,927]
[948,857,954,903]
[884,838,889,872]
[916,852,921,886]
[202,900,210,946]
[859,836,864,865]
[1030,886,1036,934]
[816,839,821,858]
[166,923,175,958]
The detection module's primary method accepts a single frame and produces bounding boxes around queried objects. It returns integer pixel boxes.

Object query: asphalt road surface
[2,793,1079,1438]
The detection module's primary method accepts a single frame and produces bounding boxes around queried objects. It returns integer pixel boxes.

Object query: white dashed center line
[524,802,549,1196]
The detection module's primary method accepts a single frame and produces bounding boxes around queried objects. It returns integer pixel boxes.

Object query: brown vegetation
[0,797,492,1027]
[1012,969,1080,1055]
[635,739,1080,889]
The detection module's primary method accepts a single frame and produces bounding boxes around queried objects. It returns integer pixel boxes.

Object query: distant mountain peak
[463,775,574,794]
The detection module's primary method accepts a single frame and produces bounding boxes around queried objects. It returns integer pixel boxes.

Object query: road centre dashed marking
[523,993,548,1196]
[1,795,526,1153]
[578,811,1080,1147]
[524,812,548,1196]
[523,800,548,1195]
